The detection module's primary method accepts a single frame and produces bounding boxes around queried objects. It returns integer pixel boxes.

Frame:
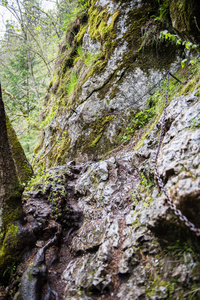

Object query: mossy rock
[169,0,200,42]
[0,224,21,284]
[35,0,191,168]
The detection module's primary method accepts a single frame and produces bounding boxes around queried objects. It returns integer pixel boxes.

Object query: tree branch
[2,88,27,116]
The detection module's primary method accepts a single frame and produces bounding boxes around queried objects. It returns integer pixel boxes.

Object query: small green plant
[40,105,58,129]
[140,173,154,190]
[66,71,79,95]
[61,1,88,33]
[164,240,194,256]
[78,0,88,9]
[3,262,18,284]
[139,20,162,51]
[191,111,200,129]
[160,30,200,67]
[61,5,82,32]
[154,0,169,23]
[26,165,45,189]
[122,107,156,143]
[184,285,200,298]
[76,45,100,66]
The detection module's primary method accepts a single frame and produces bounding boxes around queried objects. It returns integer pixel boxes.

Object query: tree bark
[0,83,22,231]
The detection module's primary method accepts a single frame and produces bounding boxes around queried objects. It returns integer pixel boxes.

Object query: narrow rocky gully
[2,91,200,300]
[8,149,139,299]
[9,90,200,300]
[1,0,200,298]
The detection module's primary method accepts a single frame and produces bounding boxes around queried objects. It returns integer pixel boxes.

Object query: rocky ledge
[5,89,200,300]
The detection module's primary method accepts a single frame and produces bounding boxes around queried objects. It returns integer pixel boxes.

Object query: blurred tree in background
[0,0,84,159]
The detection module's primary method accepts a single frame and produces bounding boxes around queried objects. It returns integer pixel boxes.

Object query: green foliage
[0,224,21,285]
[160,30,200,67]
[76,45,100,66]
[58,0,88,34]
[1,0,8,6]
[78,0,88,8]
[191,112,200,129]
[140,173,154,190]
[122,107,155,143]
[61,5,81,32]
[164,240,195,256]
[26,165,46,190]
[154,0,169,22]
[139,20,162,51]
[134,75,179,151]
[19,129,39,160]
[40,105,58,129]
[146,276,177,299]
[0,0,84,162]
[66,71,79,95]
[60,0,88,33]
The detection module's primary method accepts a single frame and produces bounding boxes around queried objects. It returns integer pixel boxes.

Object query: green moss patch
[0,224,21,284]
[76,114,114,155]
[48,131,71,167]
[35,0,194,167]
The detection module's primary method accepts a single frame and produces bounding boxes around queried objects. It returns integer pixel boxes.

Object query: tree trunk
[0,83,22,231]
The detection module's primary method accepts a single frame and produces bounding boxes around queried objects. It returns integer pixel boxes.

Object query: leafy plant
[160,30,200,67]
[154,0,169,23]
[78,0,88,9]
[165,240,195,256]
[139,20,162,51]
[122,107,156,143]
[61,2,83,32]
[76,45,99,66]
[66,71,79,95]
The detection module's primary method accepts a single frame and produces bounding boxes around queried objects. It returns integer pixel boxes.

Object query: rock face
[34,0,182,168]
[4,0,200,299]
[60,89,200,300]
[7,86,200,299]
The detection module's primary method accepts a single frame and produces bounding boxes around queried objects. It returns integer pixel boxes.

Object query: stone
[118,247,135,274]
[10,1,200,299]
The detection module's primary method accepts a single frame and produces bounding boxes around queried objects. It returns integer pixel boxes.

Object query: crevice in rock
[79,65,129,107]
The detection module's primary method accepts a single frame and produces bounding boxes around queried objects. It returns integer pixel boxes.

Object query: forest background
[0,0,85,160]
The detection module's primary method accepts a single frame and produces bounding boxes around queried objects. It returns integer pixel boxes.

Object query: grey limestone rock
[62,90,200,299]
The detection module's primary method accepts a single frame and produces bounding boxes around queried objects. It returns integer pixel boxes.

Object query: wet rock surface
[3,91,200,300]
[2,0,200,298]
[59,91,200,299]
[6,162,84,300]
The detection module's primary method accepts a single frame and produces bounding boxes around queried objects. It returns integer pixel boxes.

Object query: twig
[184,288,200,296]
[194,16,200,32]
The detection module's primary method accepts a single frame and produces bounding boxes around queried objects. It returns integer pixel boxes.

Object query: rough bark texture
[0,83,22,229]
[0,83,23,284]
